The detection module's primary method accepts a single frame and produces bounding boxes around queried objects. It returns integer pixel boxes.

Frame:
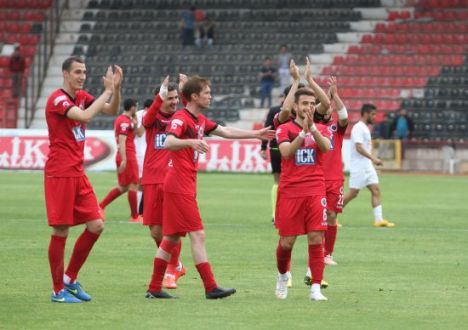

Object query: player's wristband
[337,106,348,120]
[310,123,317,133]
[299,130,307,139]
[159,85,168,100]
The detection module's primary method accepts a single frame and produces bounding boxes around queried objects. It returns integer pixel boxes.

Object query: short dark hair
[283,83,305,97]
[153,82,178,96]
[361,103,376,116]
[62,56,84,72]
[123,98,137,111]
[143,98,153,108]
[182,75,210,101]
[294,88,315,103]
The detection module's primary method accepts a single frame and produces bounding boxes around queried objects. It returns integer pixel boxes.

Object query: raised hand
[113,65,123,91]
[328,75,337,99]
[304,56,313,81]
[179,73,188,92]
[102,66,114,92]
[289,59,300,82]
[159,75,170,100]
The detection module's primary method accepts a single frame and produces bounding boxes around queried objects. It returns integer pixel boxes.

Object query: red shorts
[44,175,101,227]
[162,192,203,236]
[325,180,344,213]
[142,183,164,226]
[116,157,138,186]
[275,193,327,236]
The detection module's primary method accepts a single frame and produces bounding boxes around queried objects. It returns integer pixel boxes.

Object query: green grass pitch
[0,171,467,329]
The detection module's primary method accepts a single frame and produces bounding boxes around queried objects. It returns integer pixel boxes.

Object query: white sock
[63,274,72,285]
[311,283,321,293]
[278,273,289,281]
[373,205,383,222]
[176,261,183,272]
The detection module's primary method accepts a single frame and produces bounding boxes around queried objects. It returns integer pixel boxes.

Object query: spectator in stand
[391,108,414,140]
[277,45,291,92]
[9,45,26,98]
[196,17,215,48]
[180,7,196,46]
[259,57,276,109]
[375,113,393,139]
[194,8,206,48]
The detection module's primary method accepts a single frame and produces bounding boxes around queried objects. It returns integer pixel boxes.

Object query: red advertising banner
[0,130,272,172]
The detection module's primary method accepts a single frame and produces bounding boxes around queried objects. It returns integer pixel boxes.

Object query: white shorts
[137,155,144,179]
[349,168,379,190]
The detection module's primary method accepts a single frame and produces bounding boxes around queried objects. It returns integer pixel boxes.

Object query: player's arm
[102,65,123,116]
[66,66,114,123]
[304,57,330,111]
[164,134,209,153]
[118,134,127,173]
[278,60,300,124]
[142,94,163,128]
[306,108,331,153]
[329,76,348,128]
[355,143,382,165]
[211,125,275,140]
[278,134,306,160]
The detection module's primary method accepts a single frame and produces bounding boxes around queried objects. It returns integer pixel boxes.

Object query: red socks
[276,242,292,275]
[324,225,338,256]
[99,188,122,209]
[196,262,217,292]
[148,239,179,292]
[168,240,182,267]
[48,235,66,294]
[308,244,325,285]
[128,190,138,218]
[65,229,100,282]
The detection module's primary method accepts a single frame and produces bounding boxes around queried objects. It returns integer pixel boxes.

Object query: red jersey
[164,109,218,196]
[44,88,94,177]
[322,118,347,181]
[114,114,137,163]
[141,94,173,185]
[276,121,330,198]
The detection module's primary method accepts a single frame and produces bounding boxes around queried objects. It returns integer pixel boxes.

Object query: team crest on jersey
[72,125,85,141]
[154,133,167,149]
[171,119,183,130]
[295,148,315,165]
[120,122,129,132]
[321,198,327,207]
[329,124,337,133]
[53,95,68,106]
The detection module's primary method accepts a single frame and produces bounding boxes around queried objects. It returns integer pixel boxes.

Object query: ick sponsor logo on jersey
[72,126,85,142]
[295,148,315,165]
[154,133,167,149]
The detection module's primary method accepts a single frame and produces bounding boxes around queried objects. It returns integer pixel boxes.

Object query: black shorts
[269,148,281,174]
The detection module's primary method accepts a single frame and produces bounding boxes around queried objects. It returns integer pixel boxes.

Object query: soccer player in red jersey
[143,75,188,290]
[44,56,122,303]
[99,98,141,222]
[145,76,274,299]
[313,76,348,266]
[275,87,331,301]
[304,76,349,285]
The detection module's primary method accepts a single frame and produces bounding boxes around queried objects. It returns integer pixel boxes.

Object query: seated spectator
[196,17,215,48]
[180,7,196,46]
